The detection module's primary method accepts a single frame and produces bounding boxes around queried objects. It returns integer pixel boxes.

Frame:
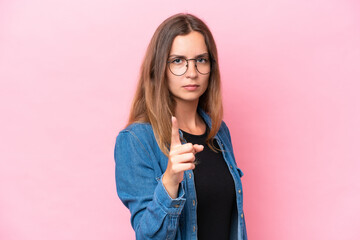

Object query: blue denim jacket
[114,109,247,239]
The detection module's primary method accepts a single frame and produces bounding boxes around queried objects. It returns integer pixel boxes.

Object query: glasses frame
[167,57,215,76]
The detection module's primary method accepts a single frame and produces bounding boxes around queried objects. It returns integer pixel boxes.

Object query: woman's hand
[162,116,204,199]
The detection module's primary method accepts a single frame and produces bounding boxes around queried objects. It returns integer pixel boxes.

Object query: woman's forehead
[169,31,208,56]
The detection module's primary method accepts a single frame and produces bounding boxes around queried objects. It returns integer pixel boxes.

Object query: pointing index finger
[171,116,181,147]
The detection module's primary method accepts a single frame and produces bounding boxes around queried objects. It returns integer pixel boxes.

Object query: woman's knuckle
[184,143,192,150]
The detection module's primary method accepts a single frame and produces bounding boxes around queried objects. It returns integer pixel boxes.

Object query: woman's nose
[185,60,198,78]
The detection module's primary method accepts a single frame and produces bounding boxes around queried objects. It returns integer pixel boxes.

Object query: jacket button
[193,226,196,232]
[238,189,242,194]
[174,204,180,208]
[193,200,195,206]
[189,173,192,179]
[241,213,244,218]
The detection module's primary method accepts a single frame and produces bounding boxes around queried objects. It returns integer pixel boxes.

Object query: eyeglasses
[167,56,212,76]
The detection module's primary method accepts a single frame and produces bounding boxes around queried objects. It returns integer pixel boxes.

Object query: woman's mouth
[183,84,199,91]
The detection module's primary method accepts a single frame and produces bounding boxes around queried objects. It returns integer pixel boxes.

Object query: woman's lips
[183,84,199,91]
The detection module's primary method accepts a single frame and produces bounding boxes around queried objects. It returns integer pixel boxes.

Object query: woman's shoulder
[121,122,153,134]
[219,120,229,130]
[117,122,155,140]
[218,120,230,135]
[115,122,165,162]
[217,120,233,144]
[116,122,158,149]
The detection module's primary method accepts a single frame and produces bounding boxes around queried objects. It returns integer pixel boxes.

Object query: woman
[114,13,247,240]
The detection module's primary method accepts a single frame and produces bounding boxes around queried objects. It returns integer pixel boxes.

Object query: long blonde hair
[127,13,223,156]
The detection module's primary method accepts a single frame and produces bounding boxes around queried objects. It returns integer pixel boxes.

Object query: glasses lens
[196,57,211,75]
[169,57,187,76]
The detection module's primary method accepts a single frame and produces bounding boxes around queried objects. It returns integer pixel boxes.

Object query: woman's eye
[172,58,183,64]
[197,58,208,63]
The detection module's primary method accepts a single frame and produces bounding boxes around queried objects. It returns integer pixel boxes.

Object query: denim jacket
[114,109,247,239]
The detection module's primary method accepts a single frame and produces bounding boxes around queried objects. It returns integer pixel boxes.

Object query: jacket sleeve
[114,130,186,240]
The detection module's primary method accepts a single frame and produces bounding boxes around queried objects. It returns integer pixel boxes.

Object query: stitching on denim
[121,130,152,160]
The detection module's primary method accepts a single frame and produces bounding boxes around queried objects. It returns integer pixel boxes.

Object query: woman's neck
[174,100,206,135]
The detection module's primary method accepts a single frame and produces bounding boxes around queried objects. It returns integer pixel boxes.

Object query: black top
[181,127,236,240]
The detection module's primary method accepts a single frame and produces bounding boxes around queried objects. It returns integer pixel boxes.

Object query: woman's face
[167,31,209,106]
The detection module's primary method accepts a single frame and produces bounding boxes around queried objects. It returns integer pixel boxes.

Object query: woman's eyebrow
[168,53,209,58]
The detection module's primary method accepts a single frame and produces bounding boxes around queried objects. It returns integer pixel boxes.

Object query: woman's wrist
[162,172,179,199]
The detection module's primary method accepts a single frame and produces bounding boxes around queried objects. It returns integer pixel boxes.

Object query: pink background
[1,0,359,239]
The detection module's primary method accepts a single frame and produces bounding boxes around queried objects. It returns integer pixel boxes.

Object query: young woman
[114,13,247,240]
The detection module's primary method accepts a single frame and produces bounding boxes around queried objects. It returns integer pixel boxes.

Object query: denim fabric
[114,109,247,240]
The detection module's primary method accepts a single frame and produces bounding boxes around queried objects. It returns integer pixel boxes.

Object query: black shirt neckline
[180,125,208,139]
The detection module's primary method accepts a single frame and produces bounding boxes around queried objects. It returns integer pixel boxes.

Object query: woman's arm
[114,129,185,240]
[162,116,203,198]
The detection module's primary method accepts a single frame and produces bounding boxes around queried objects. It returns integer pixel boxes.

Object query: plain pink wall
[1,0,359,239]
